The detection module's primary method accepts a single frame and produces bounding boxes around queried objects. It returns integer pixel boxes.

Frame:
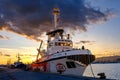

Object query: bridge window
[58,42,61,46]
[55,42,72,47]
[49,43,54,47]
[66,61,76,68]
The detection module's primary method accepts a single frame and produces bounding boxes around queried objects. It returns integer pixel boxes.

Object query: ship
[31,7,95,76]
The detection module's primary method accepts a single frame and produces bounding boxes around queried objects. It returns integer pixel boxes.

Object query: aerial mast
[15,53,21,62]
[52,7,60,29]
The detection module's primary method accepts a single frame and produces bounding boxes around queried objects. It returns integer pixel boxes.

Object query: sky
[0,0,120,64]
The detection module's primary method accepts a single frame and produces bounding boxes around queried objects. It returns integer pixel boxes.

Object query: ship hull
[31,52,95,76]
[48,58,86,76]
[32,57,86,76]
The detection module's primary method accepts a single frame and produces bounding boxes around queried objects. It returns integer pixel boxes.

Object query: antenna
[16,53,21,62]
[52,7,60,29]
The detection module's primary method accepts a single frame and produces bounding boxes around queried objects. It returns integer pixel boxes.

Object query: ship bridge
[47,29,64,37]
[47,29,73,54]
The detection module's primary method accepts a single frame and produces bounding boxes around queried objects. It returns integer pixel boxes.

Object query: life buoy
[56,63,66,73]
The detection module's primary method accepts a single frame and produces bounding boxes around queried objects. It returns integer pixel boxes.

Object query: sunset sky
[0,0,120,64]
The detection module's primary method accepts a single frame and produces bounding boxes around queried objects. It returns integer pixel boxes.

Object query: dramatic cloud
[0,52,10,57]
[0,35,9,39]
[0,52,3,56]
[0,0,110,41]
[75,40,95,45]
[0,35,4,39]
[4,54,11,57]
[19,54,36,57]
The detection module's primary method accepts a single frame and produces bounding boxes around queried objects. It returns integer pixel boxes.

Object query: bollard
[97,73,106,79]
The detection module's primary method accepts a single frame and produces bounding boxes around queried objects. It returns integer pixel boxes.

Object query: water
[83,63,120,80]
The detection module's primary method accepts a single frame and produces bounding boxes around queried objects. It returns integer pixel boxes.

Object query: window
[66,42,73,47]
[55,42,58,46]
[58,42,61,46]
[55,42,72,47]
[66,61,76,68]
[62,42,65,46]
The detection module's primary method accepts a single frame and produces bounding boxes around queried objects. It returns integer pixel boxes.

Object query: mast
[52,7,60,29]
[47,7,62,50]
[36,40,43,61]
[17,53,21,62]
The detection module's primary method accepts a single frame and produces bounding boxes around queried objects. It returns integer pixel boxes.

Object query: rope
[89,62,95,78]
[87,51,95,78]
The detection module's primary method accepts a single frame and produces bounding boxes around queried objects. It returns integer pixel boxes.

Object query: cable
[89,62,95,78]
[87,50,95,78]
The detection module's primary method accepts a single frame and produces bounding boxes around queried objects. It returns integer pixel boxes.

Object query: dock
[0,67,115,80]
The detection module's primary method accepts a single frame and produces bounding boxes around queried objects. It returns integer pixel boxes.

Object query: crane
[36,40,43,62]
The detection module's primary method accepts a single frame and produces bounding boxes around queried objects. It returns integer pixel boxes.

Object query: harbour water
[84,63,120,80]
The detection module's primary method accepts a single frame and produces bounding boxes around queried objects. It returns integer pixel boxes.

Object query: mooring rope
[89,62,95,78]
[87,51,95,78]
